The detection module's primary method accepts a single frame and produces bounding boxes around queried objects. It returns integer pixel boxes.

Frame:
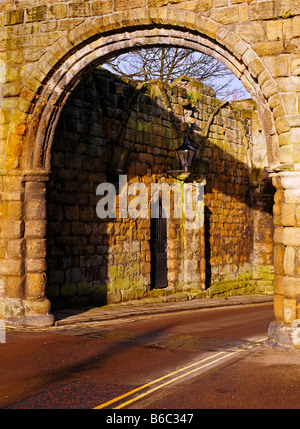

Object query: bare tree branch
[100,47,250,100]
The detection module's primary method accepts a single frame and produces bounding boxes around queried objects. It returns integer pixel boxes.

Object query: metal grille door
[151,201,168,289]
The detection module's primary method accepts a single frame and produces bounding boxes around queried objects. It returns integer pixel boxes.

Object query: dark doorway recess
[151,200,168,289]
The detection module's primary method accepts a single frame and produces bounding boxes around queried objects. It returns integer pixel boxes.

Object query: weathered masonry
[0,0,300,348]
[47,70,274,310]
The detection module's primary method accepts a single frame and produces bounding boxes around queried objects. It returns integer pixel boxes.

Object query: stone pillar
[21,172,54,326]
[268,170,300,347]
[0,171,26,322]
[0,171,54,327]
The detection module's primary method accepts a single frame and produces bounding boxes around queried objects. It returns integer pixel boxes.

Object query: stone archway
[22,24,281,172]
[0,4,299,347]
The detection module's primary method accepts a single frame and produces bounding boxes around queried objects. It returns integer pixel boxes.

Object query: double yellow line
[94,340,265,410]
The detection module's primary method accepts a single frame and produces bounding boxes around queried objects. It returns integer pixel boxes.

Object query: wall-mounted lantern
[163,134,196,181]
[176,135,196,173]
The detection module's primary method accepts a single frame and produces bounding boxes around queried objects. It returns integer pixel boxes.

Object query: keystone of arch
[9,8,283,171]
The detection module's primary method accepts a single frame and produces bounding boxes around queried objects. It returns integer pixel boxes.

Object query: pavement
[52,293,275,326]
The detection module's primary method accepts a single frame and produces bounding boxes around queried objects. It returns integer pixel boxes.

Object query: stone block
[210,5,239,24]
[238,4,248,22]
[274,274,284,295]
[7,201,22,220]
[249,58,265,78]
[291,128,300,145]
[204,19,219,39]
[242,49,258,68]
[214,0,228,5]
[114,0,146,11]
[283,246,296,276]
[290,56,300,80]
[61,283,77,297]
[277,77,300,93]
[254,41,284,56]
[134,286,147,299]
[283,298,297,324]
[7,239,24,258]
[297,302,300,320]
[273,244,285,275]
[236,22,265,44]
[77,282,93,296]
[121,288,135,302]
[26,272,46,299]
[285,189,300,204]
[26,239,47,259]
[282,204,296,226]
[92,0,113,15]
[249,0,275,20]
[23,298,51,317]
[283,227,300,246]
[71,222,85,235]
[280,172,300,192]
[279,144,293,164]
[266,19,282,41]
[48,4,68,20]
[5,276,23,299]
[292,16,300,37]
[69,2,91,17]
[4,9,24,26]
[70,268,82,283]
[25,181,46,201]
[278,131,292,147]
[283,276,300,299]
[1,221,23,239]
[65,205,79,221]
[47,285,60,298]
[281,93,297,116]
[107,265,118,279]
[0,258,23,276]
[26,258,47,273]
[25,220,47,238]
[262,78,278,99]
[26,5,47,22]
[273,293,284,321]
[115,276,130,290]
[263,56,289,77]
[274,227,284,244]
[296,207,300,225]
[107,289,122,303]
[293,144,300,164]
[273,202,282,217]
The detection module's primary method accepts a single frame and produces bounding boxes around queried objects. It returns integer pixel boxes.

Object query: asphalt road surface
[1,301,300,412]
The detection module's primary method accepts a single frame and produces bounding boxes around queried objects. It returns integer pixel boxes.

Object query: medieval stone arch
[0,2,300,347]
[18,19,282,171]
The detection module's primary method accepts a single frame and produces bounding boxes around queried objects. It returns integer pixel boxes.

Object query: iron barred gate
[151,200,168,289]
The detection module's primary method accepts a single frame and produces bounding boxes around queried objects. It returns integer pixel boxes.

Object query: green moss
[187,91,198,104]
[61,283,76,297]
[254,265,274,274]
[47,285,60,298]
[115,276,130,290]
[147,288,166,298]
[237,272,252,281]
[107,265,118,279]
[77,282,93,296]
